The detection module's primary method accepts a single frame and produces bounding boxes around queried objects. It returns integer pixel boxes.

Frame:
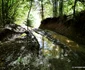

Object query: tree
[52,0,58,17]
[59,0,63,16]
[40,0,44,20]
[0,0,20,26]
[73,0,77,18]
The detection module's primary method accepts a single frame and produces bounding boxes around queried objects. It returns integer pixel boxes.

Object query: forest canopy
[0,0,85,28]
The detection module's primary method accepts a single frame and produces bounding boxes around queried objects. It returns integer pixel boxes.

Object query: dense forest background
[0,0,85,70]
[0,0,85,27]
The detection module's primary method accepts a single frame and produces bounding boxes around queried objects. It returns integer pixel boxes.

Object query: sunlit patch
[19,24,27,29]
[56,55,60,59]
[44,50,49,53]
[18,33,26,39]
[32,31,43,48]
[50,45,54,49]
[66,39,79,48]
[66,40,72,43]
[64,53,68,56]
[55,46,59,51]
[55,48,58,51]
[20,33,26,37]
[21,46,25,50]
[30,7,41,28]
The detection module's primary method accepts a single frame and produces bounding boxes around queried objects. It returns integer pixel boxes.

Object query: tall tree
[41,0,44,20]
[52,0,58,17]
[73,0,77,18]
[1,0,4,26]
[59,0,63,17]
[1,0,18,26]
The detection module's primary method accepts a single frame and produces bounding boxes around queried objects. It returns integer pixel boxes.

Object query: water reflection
[30,28,85,70]
[33,29,80,58]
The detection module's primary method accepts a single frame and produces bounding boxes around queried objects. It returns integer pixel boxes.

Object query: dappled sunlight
[31,11,41,28]
[48,31,80,51]
[32,28,85,66]
[32,29,81,59]
[0,24,85,70]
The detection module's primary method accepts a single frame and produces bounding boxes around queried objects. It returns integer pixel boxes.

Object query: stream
[33,28,85,66]
[0,25,85,70]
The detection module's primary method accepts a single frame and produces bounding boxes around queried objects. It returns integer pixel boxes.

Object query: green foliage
[14,1,30,24]
[44,3,53,18]
[0,0,85,27]
[0,0,32,26]
[63,0,85,15]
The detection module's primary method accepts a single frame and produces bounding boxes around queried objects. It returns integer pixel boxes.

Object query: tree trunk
[73,0,77,18]
[41,0,44,20]
[2,0,4,26]
[26,0,33,47]
[52,0,58,17]
[59,0,63,17]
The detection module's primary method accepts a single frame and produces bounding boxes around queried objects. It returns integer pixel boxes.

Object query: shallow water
[0,27,85,70]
